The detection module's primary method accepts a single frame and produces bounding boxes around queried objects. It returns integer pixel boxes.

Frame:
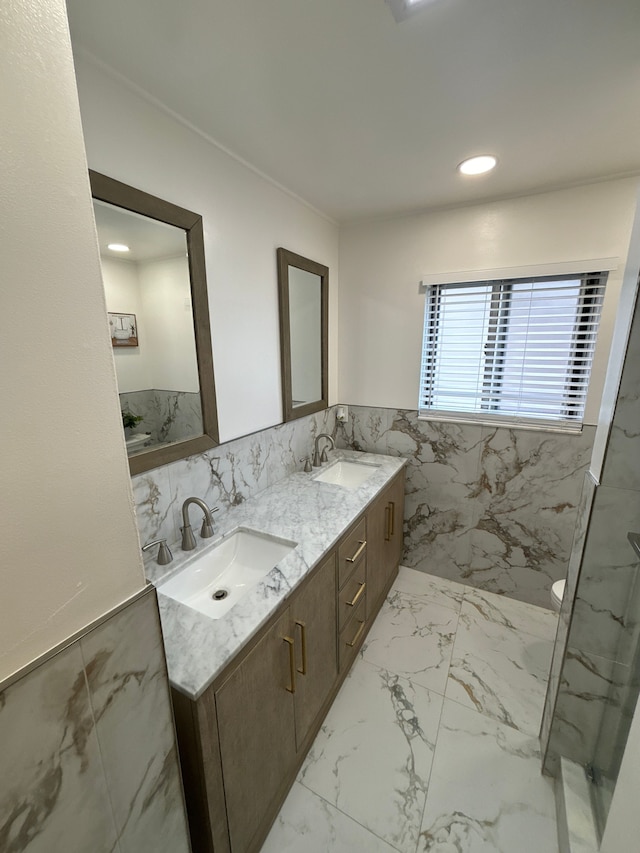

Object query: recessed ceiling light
[457,155,497,176]
[108,243,130,252]
[387,0,442,23]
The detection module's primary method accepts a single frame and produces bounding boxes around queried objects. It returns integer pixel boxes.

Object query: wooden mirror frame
[90,171,219,475]
[277,247,329,422]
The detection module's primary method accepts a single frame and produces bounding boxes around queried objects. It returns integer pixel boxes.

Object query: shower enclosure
[541,278,640,843]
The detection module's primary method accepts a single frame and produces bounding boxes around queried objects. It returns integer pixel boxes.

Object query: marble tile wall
[542,285,640,799]
[133,407,336,551]
[0,588,191,853]
[121,389,202,447]
[539,471,597,767]
[336,407,595,608]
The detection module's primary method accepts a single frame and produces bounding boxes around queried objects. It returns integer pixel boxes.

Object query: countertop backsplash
[134,406,338,560]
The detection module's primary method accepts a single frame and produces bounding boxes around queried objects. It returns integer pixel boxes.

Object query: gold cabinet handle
[346,581,366,608]
[295,620,307,675]
[346,539,367,563]
[389,501,395,536]
[283,636,296,694]
[384,505,391,542]
[347,619,366,648]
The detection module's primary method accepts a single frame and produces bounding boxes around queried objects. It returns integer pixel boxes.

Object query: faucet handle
[320,448,330,464]
[142,538,173,566]
[201,506,219,539]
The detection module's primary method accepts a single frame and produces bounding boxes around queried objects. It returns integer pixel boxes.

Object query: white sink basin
[313,459,380,489]
[158,529,296,619]
[125,433,150,454]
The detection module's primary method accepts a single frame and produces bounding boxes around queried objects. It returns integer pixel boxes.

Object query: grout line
[296,780,404,852]
[413,673,449,853]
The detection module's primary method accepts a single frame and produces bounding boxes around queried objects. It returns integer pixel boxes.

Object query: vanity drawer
[337,517,367,589]
[337,559,367,632]
[339,593,367,672]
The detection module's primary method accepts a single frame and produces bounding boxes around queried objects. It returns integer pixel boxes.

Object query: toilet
[551,579,566,612]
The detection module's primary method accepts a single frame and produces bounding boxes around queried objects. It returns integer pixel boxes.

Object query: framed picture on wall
[108,312,138,347]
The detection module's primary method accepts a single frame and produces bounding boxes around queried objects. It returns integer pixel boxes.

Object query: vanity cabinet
[290,552,338,745]
[215,609,297,853]
[216,553,337,852]
[173,467,405,853]
[366,470,406,617]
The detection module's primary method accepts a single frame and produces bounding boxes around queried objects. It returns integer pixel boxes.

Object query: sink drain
[211,588,230,601]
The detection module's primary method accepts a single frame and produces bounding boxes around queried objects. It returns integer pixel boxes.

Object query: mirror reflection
[289,266,322,407]
[90,170,218,475]
[94,200,203,455]
[277,248,328,422]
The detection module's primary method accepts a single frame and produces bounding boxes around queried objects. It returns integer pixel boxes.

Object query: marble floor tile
[260,781,398,853]
[392,566,465,612]
[299,658,443,853]
[446,601,554,735]
[418,699,558,853]
[462,585,558,642]
[361,591,459,695]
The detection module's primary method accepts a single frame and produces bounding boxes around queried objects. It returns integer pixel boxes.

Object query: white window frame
[418,268,610,433]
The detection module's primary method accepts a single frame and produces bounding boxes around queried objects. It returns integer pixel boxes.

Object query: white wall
[140,256,200,392]
[339,180,639,424]
[1,0,144,681]
[102,256,154,392]
[74,55,340,443]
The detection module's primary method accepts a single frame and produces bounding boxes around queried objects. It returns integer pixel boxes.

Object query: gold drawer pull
[295,620,307,675]
[346,581,366,608]
[389,501,395,536]
[346,539,367,563]
[283,636,296,693]
[347,619,366,648]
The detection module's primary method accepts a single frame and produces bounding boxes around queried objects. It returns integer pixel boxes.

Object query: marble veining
[79,595,189,853]
[418,699,557,853]
[361,592,459,695]
[601,287,640,492]
[152,449,406,699]
[260,781,398,853]
[299,659,443,853]
[0,589,189,853]
[540,471,597,764]
[337,406,594,609]
[262,567,558,853]
[543,288,640,810]
[121,389,202,447]
[134,406,336,549]
[544,485,640,773]
[0,644,119,853]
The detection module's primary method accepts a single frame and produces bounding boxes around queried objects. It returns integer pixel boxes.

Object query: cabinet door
[366,471,406,617]
[386,470,406,569]
[366,488,389,617]
[215,609,296,853]
[292,552,337,748]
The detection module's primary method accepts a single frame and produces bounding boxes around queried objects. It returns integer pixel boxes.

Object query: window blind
[419,273,607,430]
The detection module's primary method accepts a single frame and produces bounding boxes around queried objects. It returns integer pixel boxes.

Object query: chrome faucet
[181,497,218,550]
[312,433,335,467]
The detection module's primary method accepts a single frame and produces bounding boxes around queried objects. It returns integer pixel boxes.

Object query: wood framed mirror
[90,171,219,474]
[277,248,329,422]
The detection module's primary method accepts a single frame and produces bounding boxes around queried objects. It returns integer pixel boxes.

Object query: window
[419,272,607,430]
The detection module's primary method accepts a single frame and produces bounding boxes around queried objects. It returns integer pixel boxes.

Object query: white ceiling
[67,0,640,222]
[93,200,187,262]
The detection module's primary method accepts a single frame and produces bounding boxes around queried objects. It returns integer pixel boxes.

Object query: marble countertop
[148,450,406,700]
